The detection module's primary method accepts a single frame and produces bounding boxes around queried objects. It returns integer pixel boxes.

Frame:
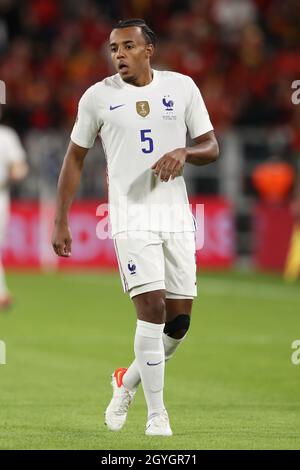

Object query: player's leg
[120,297,192,435]
[0,196,11,310]
[160,231,197,368]
[130,288,172,435]
[129,293,195,435]
[123,297,193,391]
[105,287,169,434]
[162,297,193,360]
[0,257,10,307]
[105,231,171,434]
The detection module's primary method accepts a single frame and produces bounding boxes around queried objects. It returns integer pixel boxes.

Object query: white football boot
[145,409,173,436]
[104,368,136,431]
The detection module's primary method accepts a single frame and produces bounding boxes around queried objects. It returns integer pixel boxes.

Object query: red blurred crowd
[0,0,300,153]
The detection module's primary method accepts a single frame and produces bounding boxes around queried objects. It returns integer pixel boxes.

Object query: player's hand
[52,221,72,257]
[151,148,187,182]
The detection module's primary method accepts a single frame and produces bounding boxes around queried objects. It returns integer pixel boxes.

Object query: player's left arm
[185,130,219,166]
[152,130,219,182]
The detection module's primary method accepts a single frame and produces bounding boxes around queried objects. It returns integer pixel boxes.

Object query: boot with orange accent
[104,367,136,431]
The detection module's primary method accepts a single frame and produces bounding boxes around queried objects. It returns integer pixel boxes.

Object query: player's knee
[139,294,166,323]
[150,296,165,323]
[164,314,190,339]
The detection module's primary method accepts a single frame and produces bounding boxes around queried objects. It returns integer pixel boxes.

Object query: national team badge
[127,260,136,275]
[136,101,150,117]
[162,95,176,120]
[162,96,174,111]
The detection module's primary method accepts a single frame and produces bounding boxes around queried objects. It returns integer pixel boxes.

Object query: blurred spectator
[0,106,28,309]
[213,0,257,35]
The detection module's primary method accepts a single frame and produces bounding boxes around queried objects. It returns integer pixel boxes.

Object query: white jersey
[71,69,213,236]
[0,125,26,244]
[0,125,26,196]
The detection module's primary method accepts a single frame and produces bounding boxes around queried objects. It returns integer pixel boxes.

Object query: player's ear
[145,44,154,58]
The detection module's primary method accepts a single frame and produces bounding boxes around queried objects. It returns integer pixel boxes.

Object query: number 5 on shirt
[140,129,154,154]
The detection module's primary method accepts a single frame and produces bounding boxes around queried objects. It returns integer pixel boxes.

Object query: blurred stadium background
[1,0,300,271]
[0,0,300,450]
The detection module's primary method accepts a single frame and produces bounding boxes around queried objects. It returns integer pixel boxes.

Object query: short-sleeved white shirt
[71,69,213,236]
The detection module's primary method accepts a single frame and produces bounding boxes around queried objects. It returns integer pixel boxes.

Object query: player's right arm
[52,85,100,257]
[52,141,88,257]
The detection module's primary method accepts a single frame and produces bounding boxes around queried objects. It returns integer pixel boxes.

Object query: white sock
[123,332,186,392]
[133,319,165,417]
[0,258,8,297]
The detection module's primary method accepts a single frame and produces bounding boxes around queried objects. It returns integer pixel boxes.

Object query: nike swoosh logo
[147,361,163,366]
[109,104,125,110]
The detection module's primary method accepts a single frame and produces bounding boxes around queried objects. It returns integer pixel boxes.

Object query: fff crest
[136,101,150,117]
[162,96,174,111]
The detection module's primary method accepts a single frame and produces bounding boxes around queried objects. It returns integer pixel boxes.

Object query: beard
[120,72,137,84]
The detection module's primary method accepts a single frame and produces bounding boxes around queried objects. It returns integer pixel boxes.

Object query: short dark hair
[112,18,157,47]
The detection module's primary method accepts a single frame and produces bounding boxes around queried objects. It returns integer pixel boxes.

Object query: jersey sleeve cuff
[189,123,214,140]
[70,136,94,149]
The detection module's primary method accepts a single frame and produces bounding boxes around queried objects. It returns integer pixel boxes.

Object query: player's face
[109,27,153,83]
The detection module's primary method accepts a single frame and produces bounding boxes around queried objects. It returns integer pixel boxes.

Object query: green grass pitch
[0,270,299,450]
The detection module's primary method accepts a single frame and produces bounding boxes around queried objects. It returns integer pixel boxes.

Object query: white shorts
[113,231,197,299]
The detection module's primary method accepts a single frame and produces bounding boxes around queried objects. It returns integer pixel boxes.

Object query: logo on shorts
[127,260,136,275]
